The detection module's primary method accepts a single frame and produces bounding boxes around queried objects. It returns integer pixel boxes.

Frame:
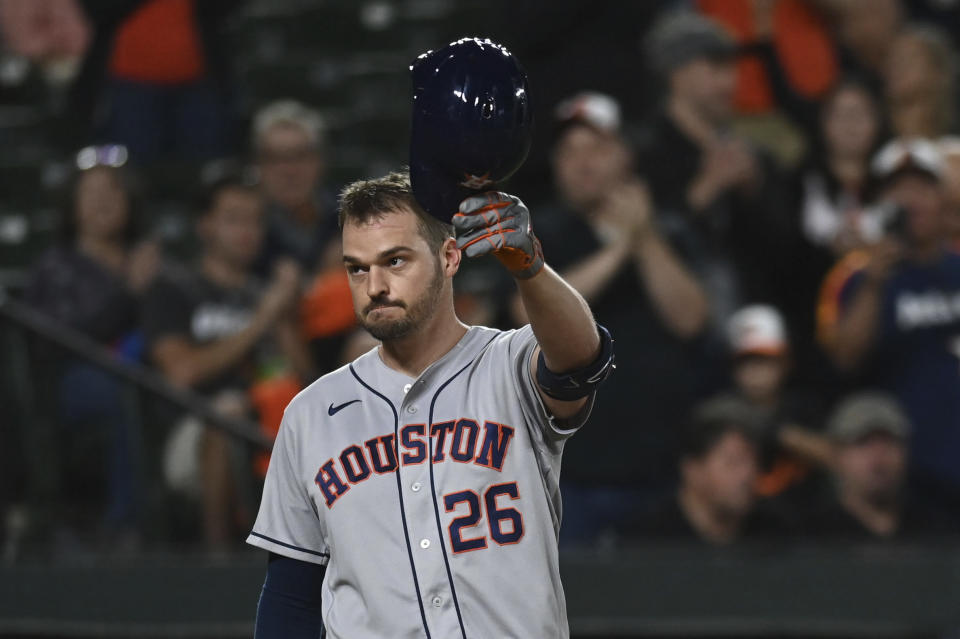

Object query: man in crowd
[810,392,953,540]
[620,396,791,545]
[517,91,710,546]
[818,138,960,509]
[639,11,790,321]
[252,99,354,372]
[253,99,340,275]
[143,176,312,549]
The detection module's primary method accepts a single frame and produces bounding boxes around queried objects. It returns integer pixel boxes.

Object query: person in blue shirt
[819,138,960,512]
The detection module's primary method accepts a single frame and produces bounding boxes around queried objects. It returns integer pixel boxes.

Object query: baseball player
[248,168,614,638]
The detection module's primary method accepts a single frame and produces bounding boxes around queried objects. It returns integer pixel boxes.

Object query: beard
[358,261,445,342]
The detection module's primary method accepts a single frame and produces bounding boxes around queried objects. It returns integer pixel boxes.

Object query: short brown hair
[338,171,453,253]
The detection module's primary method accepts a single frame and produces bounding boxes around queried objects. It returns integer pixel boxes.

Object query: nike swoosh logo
[328,400,361,416]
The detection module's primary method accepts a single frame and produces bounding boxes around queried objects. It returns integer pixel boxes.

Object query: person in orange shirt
[698,0,838,122]
[70,0,238,161]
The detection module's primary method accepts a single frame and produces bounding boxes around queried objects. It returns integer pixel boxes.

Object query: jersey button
[407,405,418,414]
[411,482,422,492]
[432,596,442,607]
[403,383,412,394]
[420,539,430,549]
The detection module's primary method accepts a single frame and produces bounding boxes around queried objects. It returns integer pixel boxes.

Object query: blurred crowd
[3,0,960,555]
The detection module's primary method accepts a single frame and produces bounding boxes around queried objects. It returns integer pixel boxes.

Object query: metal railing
[0,287,274,558]
[0,288,270,449]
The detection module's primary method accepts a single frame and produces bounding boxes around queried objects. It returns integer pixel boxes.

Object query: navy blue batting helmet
[410,37,533,222]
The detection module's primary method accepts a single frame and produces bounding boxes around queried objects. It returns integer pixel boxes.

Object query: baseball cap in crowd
[644,11,737,76]
[871,138,944,184]
[553,91,622,140]
[727,305,788,357]
[827,392,910,444]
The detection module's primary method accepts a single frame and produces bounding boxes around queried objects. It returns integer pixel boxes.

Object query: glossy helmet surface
[410,37,533,221]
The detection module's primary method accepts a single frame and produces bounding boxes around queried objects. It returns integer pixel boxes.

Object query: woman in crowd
[26,145,159,546]
[796,78,886,257]
[782,78,884,390]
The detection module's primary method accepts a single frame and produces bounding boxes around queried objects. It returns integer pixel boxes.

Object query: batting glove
[453,192,545,280]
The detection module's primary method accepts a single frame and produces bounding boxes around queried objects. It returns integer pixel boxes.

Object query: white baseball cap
[554,92,622,135]
[871,138,944,182]
[727,305,788,356]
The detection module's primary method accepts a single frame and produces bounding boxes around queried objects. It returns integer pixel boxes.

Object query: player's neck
[378,309,469,378]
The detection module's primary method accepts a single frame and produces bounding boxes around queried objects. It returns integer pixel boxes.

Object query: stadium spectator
[700,0,838,145]
[809,392,953,540]
[884,24,956,140]
[818,138,960,510]
[794,79,886,257]
[620,396,792,545]
[829,0,902,90]
[723,305,829,505]
[25,145,159,542]
[67,0,238,161]
[514,92,710,547]
[252,100,340,275]
[252,100,354,374]
[142,175,312,549]
[781,78,886,384]
[639,10,791,323]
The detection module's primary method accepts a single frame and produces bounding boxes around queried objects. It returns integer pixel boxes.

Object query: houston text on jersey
[315,419,516,507]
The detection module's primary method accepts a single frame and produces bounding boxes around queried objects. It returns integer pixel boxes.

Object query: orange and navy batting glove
[453,192,545,280]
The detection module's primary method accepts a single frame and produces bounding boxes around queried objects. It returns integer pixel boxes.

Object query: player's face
[687,430,758,518]
[837,432,906,506]
[257,123,322,210]
[200,188,264,268]
[552,125,631,212]
[342,207,454,342]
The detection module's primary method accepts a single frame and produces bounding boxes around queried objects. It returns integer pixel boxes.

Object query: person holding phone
[818,138,960,514]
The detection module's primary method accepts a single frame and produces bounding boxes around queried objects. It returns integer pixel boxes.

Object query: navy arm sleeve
[254,553,326,639]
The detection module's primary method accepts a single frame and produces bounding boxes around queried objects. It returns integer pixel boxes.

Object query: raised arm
[455,193,609,419]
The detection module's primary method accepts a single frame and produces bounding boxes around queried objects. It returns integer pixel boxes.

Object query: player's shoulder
[282,358,363,423]
[487,323,534,343]
[472,324,536,362]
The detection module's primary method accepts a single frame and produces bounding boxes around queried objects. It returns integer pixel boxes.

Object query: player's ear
[441,236,461,277]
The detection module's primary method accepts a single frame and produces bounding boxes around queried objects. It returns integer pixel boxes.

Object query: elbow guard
[536,324,615,401]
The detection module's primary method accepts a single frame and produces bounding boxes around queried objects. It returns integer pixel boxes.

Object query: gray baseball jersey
[247,324,593,638]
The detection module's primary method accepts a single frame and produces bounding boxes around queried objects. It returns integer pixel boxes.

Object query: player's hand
[454,192,545,279]
[259,259,302,323]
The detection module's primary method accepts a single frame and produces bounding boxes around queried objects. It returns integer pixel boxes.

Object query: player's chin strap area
[536,324,615,401]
